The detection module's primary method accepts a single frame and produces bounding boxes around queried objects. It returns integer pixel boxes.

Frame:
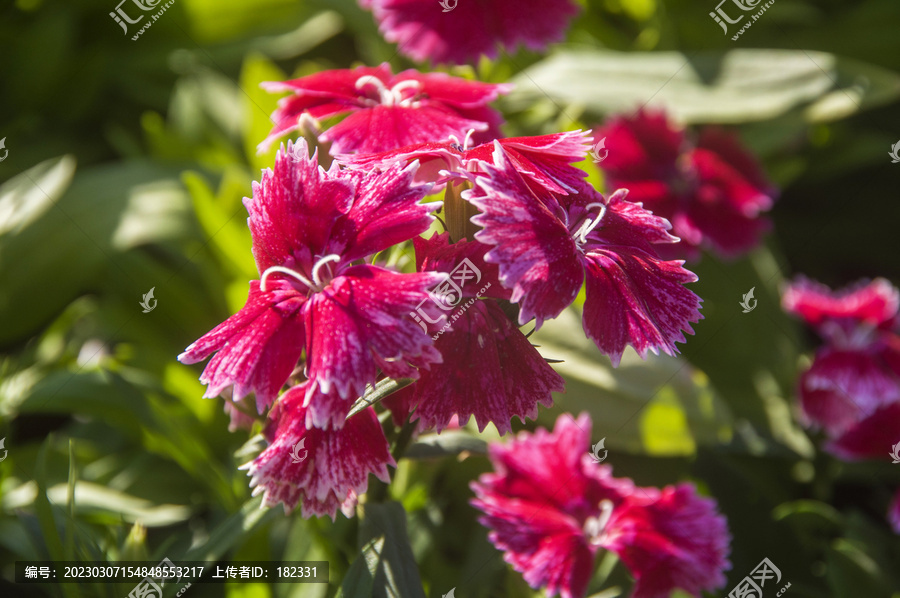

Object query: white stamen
[574,202,608,244]
[584,499,615,545]
[355,76,422,107]
[355,75,392,105]
[260,266,315,293]
[311,254,341,287]
[462,128,476,151]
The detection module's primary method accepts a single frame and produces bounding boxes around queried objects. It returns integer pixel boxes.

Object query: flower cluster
[471,413,731,598]
[178,55,767,595]
[595,109,778,260]
[782,276,900,533]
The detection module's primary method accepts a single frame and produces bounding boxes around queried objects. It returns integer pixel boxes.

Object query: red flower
[467,143,702,366]
[180,140,441,420]
[362,0,580,65]
[783,277,900,460]
[337,130,592,195]
[471,413,731,598]
[243,388,395,518]
[259,63,509,154]
[387,234,563,434]
[595,109,777,259]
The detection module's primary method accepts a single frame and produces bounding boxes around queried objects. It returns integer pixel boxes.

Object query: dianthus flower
[471,413,731,598]
[782,276,900,459]
[384,233,563,434]
[337,130,591,194]
[259,63,510,154]
[361,0,580,65]
[242,387,394,518]
[467,143,703,366]
[179,139,442,421]
[595,109,777,259]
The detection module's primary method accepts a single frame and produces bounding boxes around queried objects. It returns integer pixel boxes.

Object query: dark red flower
[783,277,900,460]
[362,0,580,65]
[180,140,441,420]
[243,387,394,517]
[467,143,702,366]
[387,234,562,434]
[471,413,731,598]
[595,109,777,259]
[259,63,509,154]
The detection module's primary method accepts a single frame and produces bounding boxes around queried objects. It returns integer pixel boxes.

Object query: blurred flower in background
[594,109,778,260]
[360,0,581,64]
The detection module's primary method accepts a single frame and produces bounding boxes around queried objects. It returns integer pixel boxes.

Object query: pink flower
[363,0,580,65]
[242,387,395,518]
[595,109,777,259]
[179,140,442,421]
[783,277,900,460]
[470,413,731,598]
[389,234,563,434]
[337,130,592,195]
[467,142,703,366]
[259,63,510,154]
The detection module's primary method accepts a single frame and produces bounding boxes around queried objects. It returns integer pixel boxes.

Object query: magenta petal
[799,347,900,436]
[783,276,900,329]
[178,280,306,411]
[244,390,394,518]
[826,403,900,460]
[246,139,355,273]
[582,249,701,366]
[304,266,443,400]
[471,493,594,598]
[322,104,489,156]
[331,161,437,262]
[469,144,585,327]
[601,484,731,598]
[368,0,579,65]
[408,300,562,434]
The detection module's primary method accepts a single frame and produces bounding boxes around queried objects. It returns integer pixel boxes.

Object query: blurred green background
[1,0,900,596]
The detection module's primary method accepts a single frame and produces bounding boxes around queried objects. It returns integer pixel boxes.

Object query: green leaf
[826,539,892,598]
[531,305,732,455]
[405,431,487,460]
[506,49,900,124]
[338,502,426,598]
[183,495,277,562]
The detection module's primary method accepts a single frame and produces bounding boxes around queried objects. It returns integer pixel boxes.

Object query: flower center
[447,129,476,152]
[259,254,341,294]
[571,202,608,246]
[355,76,423,108]
[583,499,614,546]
